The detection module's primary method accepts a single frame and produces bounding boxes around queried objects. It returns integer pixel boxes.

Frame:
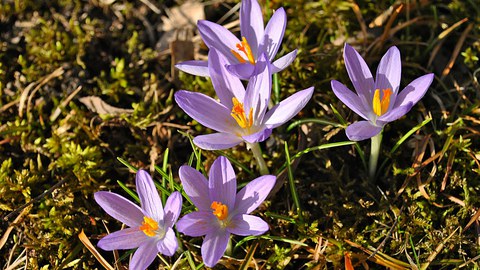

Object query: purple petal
[97,227,146,250]
[136,170,164,222]
[394,73,434,108]
[209,156,237,210]
[209,49,245,108]
[271,49,297,73]
[157,227,178,256]
[240,0,264,56]
[175,60,209,77]
[234,175,275,214]
[197,20,241,64]
[242,128,272,143]
[176,211,217,237]
[264,87,314,128]
[226,63,256,80]
[178,165,211,211]
[377,103,413,122]
[343,44,375,107]
[345,121,383,141]
[193,133,243,150]
[202,230,230,268]
[163,191,182,229]
[375,46,401,109]
[174,90,239,133]
[260,7,286,61]
[375,46,401,94]
[331,80,369,120]
[129,240,158,270]
[243,54,271,124]
[94,191,144,228]
[227,214,269,236]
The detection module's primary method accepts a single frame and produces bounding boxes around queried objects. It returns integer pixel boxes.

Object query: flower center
[230,37,255,64]
[139,216,159,237]
[231,97,253,129]
[211,201,229,220]
[372,88,392,116]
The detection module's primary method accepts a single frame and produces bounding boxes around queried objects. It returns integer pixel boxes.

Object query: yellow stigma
[230,37,255,64]
[139,216,159,237]
[231,97,253,129]
[211,201,229,220]
[372,88,392,116]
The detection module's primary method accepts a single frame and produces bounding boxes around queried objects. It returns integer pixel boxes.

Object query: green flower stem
[247,142,269,175]
[369,131,383,181]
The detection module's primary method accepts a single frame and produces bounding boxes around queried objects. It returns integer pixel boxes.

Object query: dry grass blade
[138,0,161,14]
[5,248,27,270]
[441,148,456,191]
[368,4,403,53]
[0,207,29,250]
[464,208,480,231]
[458,254,480,268]
[19,67,64,118]
[368,0,430,28]
[415,135,434,200]
[380,4,403,42]
[439,18,469,40]
[350,1,367,43]
[441,23,474,79]
[427,18,469,67]
[369,4,394,28]
[344,252,354,270]
[239,240,259,270]
[420,227,459,270]
[50,85,82,122]
[442,193,466,207]
[344,240,410,270]
[78,230,114,270]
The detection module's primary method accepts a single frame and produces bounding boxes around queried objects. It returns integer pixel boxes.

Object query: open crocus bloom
[331,44,434,141]
[95,170,182,270]
[176,156,276,267]
[174,49,314,150]
[176,0,297,79]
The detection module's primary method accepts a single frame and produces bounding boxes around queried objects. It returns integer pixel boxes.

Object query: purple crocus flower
[175,48,314,150]
[176,156,276,267]
[331,44,434,141]
[94,170,182,270]
[176,0,296,79]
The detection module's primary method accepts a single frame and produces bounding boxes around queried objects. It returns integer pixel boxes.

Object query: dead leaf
[79,96,133,115]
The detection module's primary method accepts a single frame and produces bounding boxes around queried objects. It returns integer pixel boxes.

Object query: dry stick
[365,203,405,262]
[2,177,68,221]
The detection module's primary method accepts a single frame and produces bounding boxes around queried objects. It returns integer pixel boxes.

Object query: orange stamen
[139,216,159,237]
[230,37,255,64]
[372,88,392,116]
[211,201,229,220]
[231,97,253,129]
